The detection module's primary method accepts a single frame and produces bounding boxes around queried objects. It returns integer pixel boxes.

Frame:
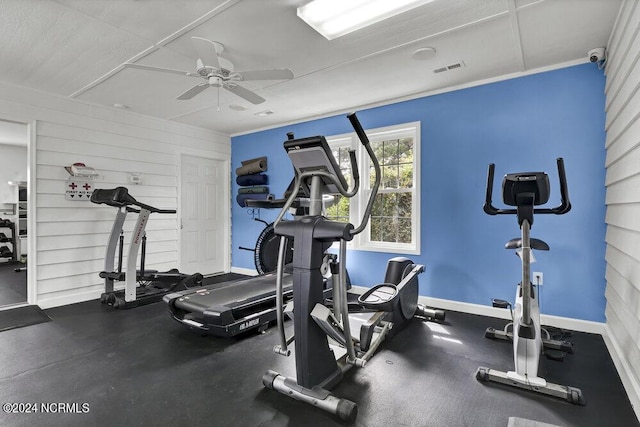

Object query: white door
[180,155,227,275]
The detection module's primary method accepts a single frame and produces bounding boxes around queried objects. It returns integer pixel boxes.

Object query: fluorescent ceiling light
[297,0,435,40]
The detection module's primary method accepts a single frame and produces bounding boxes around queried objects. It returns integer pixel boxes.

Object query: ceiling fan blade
[191,36,221,69]
[177,83,210,100]
[223,83,265,105]
[235,68,294,81]
[124,63,200,78]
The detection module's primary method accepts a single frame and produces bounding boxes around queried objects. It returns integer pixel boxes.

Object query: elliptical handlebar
[347,112,381,236]
[273,167,360,227]
[273,112,380,231]
[483,157,571,216]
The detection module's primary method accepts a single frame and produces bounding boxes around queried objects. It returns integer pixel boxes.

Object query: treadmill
[91,187,203,309]
[164,272,294,337]
[164,175,343,337]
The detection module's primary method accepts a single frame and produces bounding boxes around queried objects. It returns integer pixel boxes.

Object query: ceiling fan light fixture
[208,76,223,87]
[297,0,436,40]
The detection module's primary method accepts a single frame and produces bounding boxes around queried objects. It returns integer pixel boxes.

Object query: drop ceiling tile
[0,0,150,95]
[517,0,622,69]
[0,0,624,135]
[53,0,227,42]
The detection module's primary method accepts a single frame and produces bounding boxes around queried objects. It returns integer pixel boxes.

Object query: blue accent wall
[231,64,607,322]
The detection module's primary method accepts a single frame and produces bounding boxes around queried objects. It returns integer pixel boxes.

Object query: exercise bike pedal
[485,327,497,339]
[491,298,511,309]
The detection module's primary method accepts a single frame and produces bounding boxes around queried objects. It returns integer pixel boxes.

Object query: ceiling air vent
[433,61,465,74]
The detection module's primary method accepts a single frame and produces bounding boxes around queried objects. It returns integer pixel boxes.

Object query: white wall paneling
[0,80,231,308]
[603,0,640,420]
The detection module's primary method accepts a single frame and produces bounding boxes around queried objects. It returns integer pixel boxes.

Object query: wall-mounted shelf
[8,181,26,258]
[0,218,16,262]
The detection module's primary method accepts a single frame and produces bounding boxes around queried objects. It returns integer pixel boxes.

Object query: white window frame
[326,122,420,255]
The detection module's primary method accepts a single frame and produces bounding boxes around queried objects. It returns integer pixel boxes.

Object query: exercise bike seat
[505,237,549,251]
[357,284,398,312]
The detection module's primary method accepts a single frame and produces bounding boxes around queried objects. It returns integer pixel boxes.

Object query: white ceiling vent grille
[433,61,465,74]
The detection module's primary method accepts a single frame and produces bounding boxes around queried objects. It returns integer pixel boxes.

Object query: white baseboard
[602,324,640,422]
[354,288,606,334]
[230,266,258,276]
[416,295,606,335]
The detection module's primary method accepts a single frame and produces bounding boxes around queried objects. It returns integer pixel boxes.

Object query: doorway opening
[0,119,28,308]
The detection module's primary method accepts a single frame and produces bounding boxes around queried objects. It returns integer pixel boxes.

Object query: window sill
[357,243,420,255]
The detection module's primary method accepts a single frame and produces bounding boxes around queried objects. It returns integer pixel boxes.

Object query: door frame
[26,120,36,305]
[177,151,231,274]
[0,118,35,310]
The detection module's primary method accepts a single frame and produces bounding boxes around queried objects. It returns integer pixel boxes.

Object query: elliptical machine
[475,158,585,405]
[261,112,443,422]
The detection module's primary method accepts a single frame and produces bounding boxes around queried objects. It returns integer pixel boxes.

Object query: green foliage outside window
[370,138,414,244]
[326,137,414,245]
[325,145,352,223]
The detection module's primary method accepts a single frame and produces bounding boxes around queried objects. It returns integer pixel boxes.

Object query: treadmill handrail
[91,186,176,214]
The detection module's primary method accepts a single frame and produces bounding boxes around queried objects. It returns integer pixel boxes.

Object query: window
[326,137,353,224]
[325,122,420,254]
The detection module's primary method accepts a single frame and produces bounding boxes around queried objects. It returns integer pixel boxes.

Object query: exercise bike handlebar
[483,157,571,216]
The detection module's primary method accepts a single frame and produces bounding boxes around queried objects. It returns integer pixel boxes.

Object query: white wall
[602,0,640,419]
[0,80,231,309]
[0,143,27,204]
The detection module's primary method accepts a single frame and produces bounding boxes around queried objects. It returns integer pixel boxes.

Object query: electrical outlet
[533,271,543,286]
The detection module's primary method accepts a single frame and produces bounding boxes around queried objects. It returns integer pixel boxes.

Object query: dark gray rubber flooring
[0,305,50,332]
[0,294,637,427]
[0,262,27,306]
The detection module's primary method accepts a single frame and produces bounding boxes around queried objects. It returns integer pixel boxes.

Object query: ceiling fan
[124,37,294,105]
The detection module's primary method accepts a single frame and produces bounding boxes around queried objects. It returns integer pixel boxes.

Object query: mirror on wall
[0,119,28,307]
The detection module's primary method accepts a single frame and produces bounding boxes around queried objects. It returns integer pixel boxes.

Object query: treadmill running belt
[173,273,292,313]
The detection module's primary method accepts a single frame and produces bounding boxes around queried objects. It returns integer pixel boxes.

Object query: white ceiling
[0,0,621,136]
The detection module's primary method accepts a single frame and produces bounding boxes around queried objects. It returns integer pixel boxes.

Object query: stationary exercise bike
[475,158,585,405]
[261,112,443,422]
